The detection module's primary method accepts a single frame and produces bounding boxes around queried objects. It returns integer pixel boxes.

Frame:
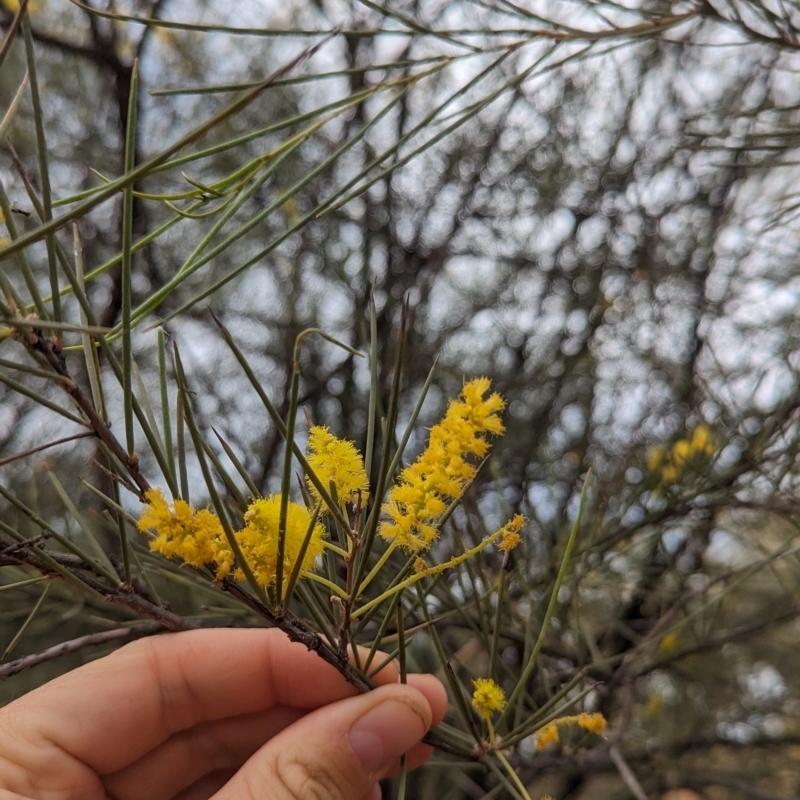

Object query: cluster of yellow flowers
[137,488,325,590]
[380,378,506,553]
[138,377,516,592]
[138,490,236,578]
[646,424,716,486]
[471,677,507,720]
[535,712,606,750]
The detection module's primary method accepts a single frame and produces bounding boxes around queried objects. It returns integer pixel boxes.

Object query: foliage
[3,1,800,798]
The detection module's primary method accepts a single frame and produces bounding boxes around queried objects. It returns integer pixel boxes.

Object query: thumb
[216,683,434,800]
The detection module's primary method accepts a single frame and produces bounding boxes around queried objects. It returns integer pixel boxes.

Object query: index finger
[2,627,401,775]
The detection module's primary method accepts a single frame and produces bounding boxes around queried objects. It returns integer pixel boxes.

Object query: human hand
[0,628,447,800]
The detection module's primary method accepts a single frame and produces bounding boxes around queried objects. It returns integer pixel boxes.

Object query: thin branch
[0,623,162,679]
[0,530,193,631]
[0,432,95,467]
[609,745,650,800]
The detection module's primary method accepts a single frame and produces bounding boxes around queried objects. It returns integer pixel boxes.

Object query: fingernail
[348,699,427,774]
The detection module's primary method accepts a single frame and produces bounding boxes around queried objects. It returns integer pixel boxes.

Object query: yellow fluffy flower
[137,488,234,579]
[498,514,525,552]
[305,425,369,511]
[535,722,561,750]
[237,495,325,590]
[576,712,606,736]
[380,378,506,552]
[471,678,507,719]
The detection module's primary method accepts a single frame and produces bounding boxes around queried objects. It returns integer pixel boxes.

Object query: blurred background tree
[3,0,800,798]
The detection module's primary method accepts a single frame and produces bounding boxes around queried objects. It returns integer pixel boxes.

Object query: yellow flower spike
[305,425,369,511]
[471,678,507,719]
[379,378,506,553]
[237,495,325,590]
[137,488,235,579]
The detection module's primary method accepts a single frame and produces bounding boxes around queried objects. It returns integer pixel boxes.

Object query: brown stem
[0,623,162,679]
[0,531,193,631]
[13,324,151,498]
[221,579,372,693]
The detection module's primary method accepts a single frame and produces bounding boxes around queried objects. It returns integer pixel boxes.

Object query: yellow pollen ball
[137,488,234,579]
[305,425,369,511]
[535,723,560,750]
[471,677,506,719]
[577,712,606,736]
[237,495,325,592]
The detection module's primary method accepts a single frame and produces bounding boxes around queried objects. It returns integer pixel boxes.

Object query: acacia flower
[535,722,561,749]
[137,488,235,579]
[498,514,525,552]
[380,377,506,553]
[471,678,506,719]
[646,425,717,487]
[305,425,369,511]
[237,495,325,590]
[576,712,606,736]
[534,712,606,750]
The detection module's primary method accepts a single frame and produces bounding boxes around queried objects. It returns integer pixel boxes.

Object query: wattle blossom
[305,425,369,511]
[380,377,505,553]
[137,488,234,579]
[471,677,507,719]
[137,490,325,591]
[237,495,325,591]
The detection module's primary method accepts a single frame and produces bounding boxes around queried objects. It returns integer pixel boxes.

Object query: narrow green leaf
[73,225,107,421]
[173,344,266,603]
[0,34,337,260]
[211,314,349,532]
[158,328,176,486]
[0,179,46,317]
[121,59,139,455]
[176,390,189,502]
[199,436,248,511]
[3,580,51,658]
[0,70,28,140]
[499,472,591,729]
[282,500,323,611]
[0,576,48,593]
[108,481,132,587]
[0,484,117,584]
[212,428,259,499]
[0,370,87,427]
[46,470,120,583]
[21,15,59,324]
